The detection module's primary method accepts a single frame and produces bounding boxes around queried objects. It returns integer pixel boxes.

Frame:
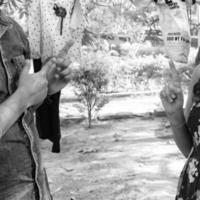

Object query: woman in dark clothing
[160,59,200,200]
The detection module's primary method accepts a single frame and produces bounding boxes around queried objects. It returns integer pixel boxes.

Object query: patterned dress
[27,0,88,62]
[176,102,200,200]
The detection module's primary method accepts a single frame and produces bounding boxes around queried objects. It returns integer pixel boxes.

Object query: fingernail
[55,74,59,79]
[171,94,176,98]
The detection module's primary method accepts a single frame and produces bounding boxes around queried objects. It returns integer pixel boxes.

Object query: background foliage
[4,0,199,93]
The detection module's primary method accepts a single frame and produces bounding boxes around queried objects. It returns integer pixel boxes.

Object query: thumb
[57,40,74,57]
[21,60,31,75]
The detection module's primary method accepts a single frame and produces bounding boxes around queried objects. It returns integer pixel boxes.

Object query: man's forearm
[0,89,28,138]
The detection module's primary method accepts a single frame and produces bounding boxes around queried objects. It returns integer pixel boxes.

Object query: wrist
[47,88,54,95]
[170,121,186,129]
[166,108,185,126]
[15,88,30,109]
[48,84,63,95]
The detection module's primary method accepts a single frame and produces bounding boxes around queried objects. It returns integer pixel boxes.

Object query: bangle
[170,121,186,129]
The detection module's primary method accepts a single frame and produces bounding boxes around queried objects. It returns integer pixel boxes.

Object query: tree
[72,51,109,128]
[85,0,162,49]
[3,0,32,18]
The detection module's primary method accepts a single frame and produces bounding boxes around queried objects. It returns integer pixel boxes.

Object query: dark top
[176,101,200,200]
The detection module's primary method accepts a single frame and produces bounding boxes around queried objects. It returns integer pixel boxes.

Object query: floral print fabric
[176,102,200,200]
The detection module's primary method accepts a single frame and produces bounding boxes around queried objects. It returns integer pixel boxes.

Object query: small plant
[72,51,109,128]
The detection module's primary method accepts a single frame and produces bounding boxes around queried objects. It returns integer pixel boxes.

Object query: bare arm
[173,65,200,157]
[0,59,53,139]
[166,109,193,158]
[160,61,193,158]
[0,89,28,138]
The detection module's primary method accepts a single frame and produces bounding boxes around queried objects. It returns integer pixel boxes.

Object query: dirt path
[41,117,185,200]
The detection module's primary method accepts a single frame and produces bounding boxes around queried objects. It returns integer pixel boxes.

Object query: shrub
[135,44,166,57]
[106,54,167,92]
[72,52,109,128]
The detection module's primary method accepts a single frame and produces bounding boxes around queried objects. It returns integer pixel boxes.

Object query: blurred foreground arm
[0,60,50,138]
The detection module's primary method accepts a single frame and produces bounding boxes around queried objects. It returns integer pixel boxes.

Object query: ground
[40,90,187,200]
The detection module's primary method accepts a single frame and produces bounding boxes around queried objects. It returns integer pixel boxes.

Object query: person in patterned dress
[27,0,89,153]
[160,59,200,200]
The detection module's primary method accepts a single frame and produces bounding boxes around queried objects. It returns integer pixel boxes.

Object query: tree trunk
[88,107,92,128]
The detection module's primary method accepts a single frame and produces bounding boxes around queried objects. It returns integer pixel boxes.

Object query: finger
[56,68,72,79]
[165,86,174,103]
[48,62,57,76]
[54,73,70,82]
[163,83,178,103]
[169,60,180,83]
[56,59,71,68]
[167,82,183,102]
[160,88,170,105]
[57,40,74,57]
[63,40,74,53]
[160,85,169,98]
[21,60,31,75]
[160,89,166,100]
[54,73,60,79]
[56,59,72,72]
[40,58,56,76]
[169,59,176,72]
[56,57,65,65]
[169,83,182,94]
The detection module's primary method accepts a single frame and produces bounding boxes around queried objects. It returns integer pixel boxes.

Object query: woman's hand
[160,60,184,124]
[160,61,194,157]
[160,83,184,115]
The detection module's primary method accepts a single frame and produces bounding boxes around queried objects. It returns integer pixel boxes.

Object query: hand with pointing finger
[46,40,75,95]
[160,60,184,117]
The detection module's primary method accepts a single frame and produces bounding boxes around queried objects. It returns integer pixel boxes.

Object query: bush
[135,44,166,57]
[78,46,196,95]
[106,54,167,92]
[72,51,109,128]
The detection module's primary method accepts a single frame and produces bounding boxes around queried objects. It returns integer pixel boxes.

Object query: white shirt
[28,0,87,62]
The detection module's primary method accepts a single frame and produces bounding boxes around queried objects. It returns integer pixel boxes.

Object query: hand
[17,60,49,108]
[47,40,75,95]
[160,60,184,116]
